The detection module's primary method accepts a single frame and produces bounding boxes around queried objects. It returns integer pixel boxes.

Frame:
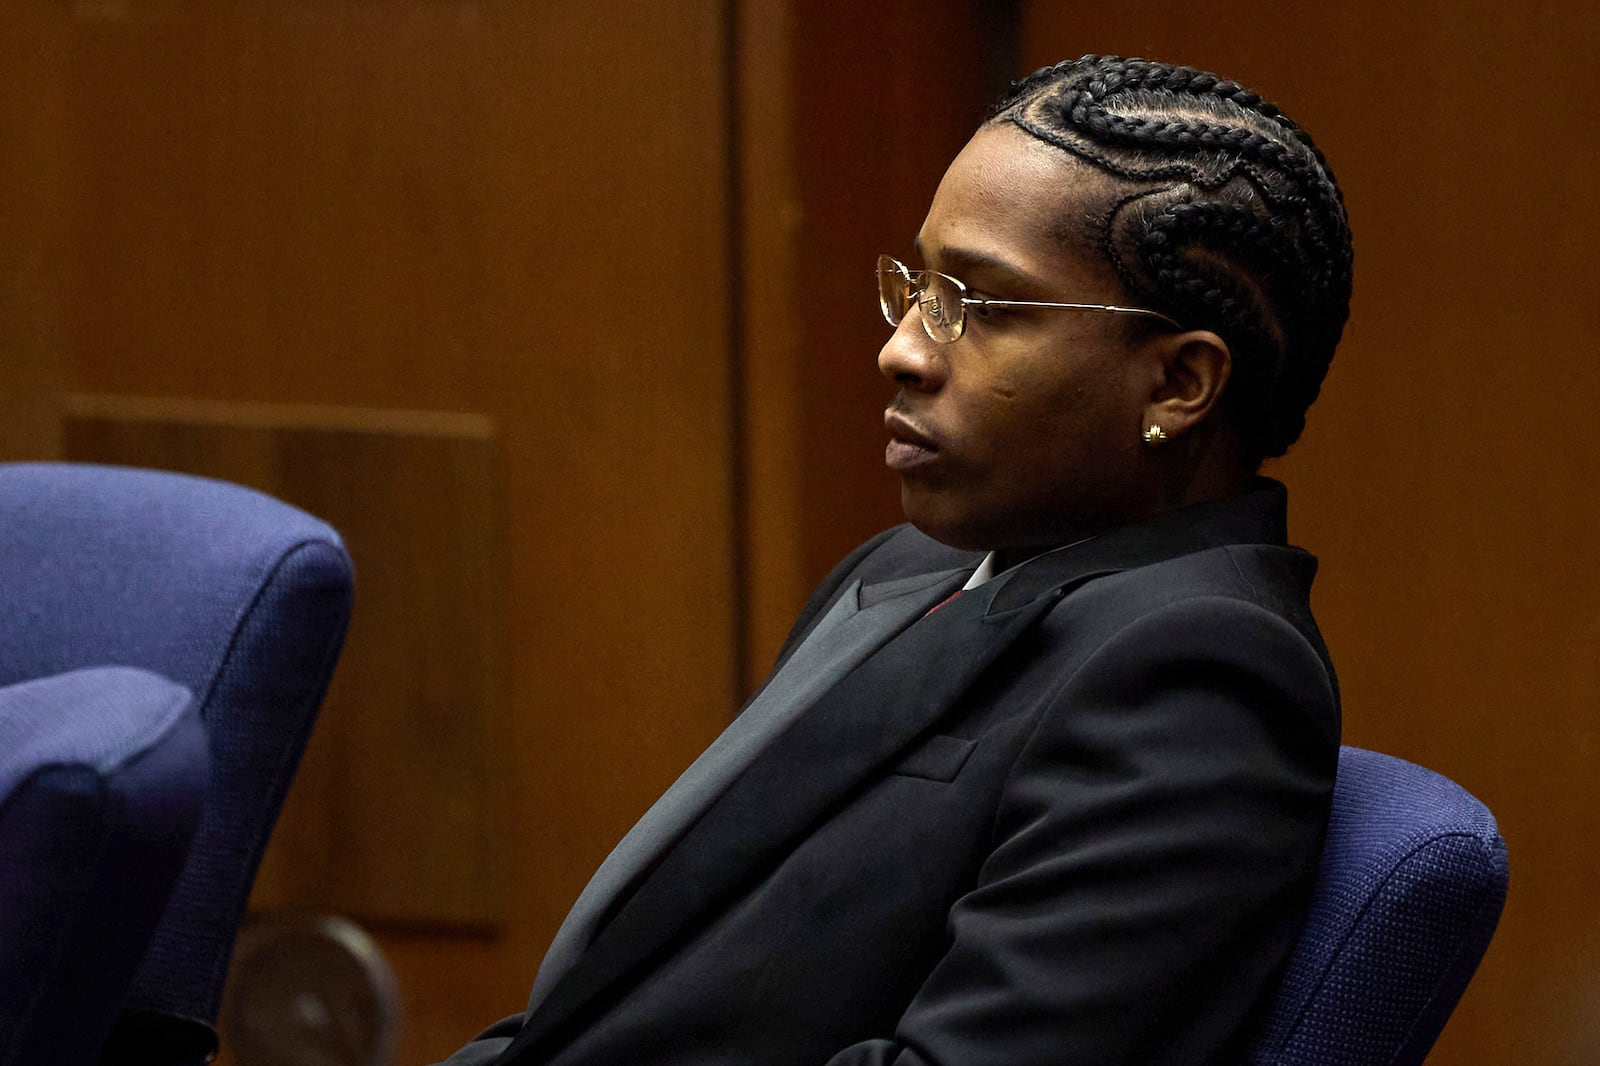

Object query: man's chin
[900,493,988,552]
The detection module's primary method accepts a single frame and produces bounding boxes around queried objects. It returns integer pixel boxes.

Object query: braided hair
[988,56,1353,461]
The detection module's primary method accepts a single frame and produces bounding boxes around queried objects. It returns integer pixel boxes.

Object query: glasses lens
[918,271,964,342]
[876,255,912,326]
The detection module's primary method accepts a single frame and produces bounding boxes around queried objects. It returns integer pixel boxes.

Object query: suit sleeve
[822,594,1338,1066]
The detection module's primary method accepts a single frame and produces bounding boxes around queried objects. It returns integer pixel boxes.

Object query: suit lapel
[500,574,1054,1062]
[760,565,971,682]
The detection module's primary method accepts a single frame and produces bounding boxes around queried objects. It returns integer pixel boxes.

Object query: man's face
[879,124,1161,554]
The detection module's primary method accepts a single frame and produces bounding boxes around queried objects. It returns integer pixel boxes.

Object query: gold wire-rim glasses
[876,254,1184,343]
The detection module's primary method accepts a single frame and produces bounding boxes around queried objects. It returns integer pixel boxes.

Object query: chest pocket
[890,734,977,782]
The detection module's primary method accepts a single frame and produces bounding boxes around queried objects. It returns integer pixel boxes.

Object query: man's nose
[877,307,947,390]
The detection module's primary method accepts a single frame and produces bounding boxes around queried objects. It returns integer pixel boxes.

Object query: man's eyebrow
[911,239,1050,292]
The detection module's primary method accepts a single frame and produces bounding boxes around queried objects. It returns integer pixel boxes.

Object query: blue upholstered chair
[0,667,207,1066]
[0,462,354,1064]
[1247,745,1509,1066]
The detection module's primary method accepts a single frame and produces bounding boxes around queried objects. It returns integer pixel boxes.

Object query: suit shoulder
[1088,541,1317,616]
[1057,542,1337,708]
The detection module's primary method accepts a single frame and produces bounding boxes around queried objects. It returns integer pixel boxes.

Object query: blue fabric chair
[0,667,206,1066]
[1248,745,1510,1066]
[0,462,354,1063]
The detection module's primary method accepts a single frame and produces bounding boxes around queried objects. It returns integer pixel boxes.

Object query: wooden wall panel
[63,395,507,929]
[61,4,491,409]
[0,5,67,460]
[5,2,739,1062]
[1016,7,1600,1063]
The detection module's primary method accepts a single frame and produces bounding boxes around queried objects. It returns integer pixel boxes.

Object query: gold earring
[1142,424,1169,447]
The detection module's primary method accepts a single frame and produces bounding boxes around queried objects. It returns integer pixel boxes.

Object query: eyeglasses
[876,253,1184,343]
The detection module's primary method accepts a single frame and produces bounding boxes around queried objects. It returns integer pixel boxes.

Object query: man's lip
[884,411,938,451]
[884,411,940,472]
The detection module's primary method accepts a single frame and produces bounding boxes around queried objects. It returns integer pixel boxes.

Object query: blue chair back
[0,462,354,1054]
[0,667,206,1066]
[1248,745,1509,1065]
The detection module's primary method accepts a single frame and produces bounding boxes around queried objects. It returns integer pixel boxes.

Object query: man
[440,54,1350,1065]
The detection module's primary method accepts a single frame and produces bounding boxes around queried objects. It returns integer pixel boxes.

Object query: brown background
[2,1,1596,1062]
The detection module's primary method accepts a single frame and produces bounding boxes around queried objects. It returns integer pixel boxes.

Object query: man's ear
[1142,329,1231,438]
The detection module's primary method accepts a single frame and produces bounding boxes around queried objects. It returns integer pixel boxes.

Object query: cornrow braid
[987,55,1353,460]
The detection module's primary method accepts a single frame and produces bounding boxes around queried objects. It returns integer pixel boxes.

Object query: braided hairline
[1008,111,1223,187]
[1056,86,1338,219]
[1009,100,1331,330]
[1077,56,1336,175]
[988,55,1353,459]
[992,56,1323,161]
[1004,74,1350,279]
[1032,56,1352,272]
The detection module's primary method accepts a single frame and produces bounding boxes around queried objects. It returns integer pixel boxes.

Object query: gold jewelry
[1142,424,1169,446]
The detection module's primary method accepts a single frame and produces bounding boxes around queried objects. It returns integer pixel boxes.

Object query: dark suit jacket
[442,480,1340,1066]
